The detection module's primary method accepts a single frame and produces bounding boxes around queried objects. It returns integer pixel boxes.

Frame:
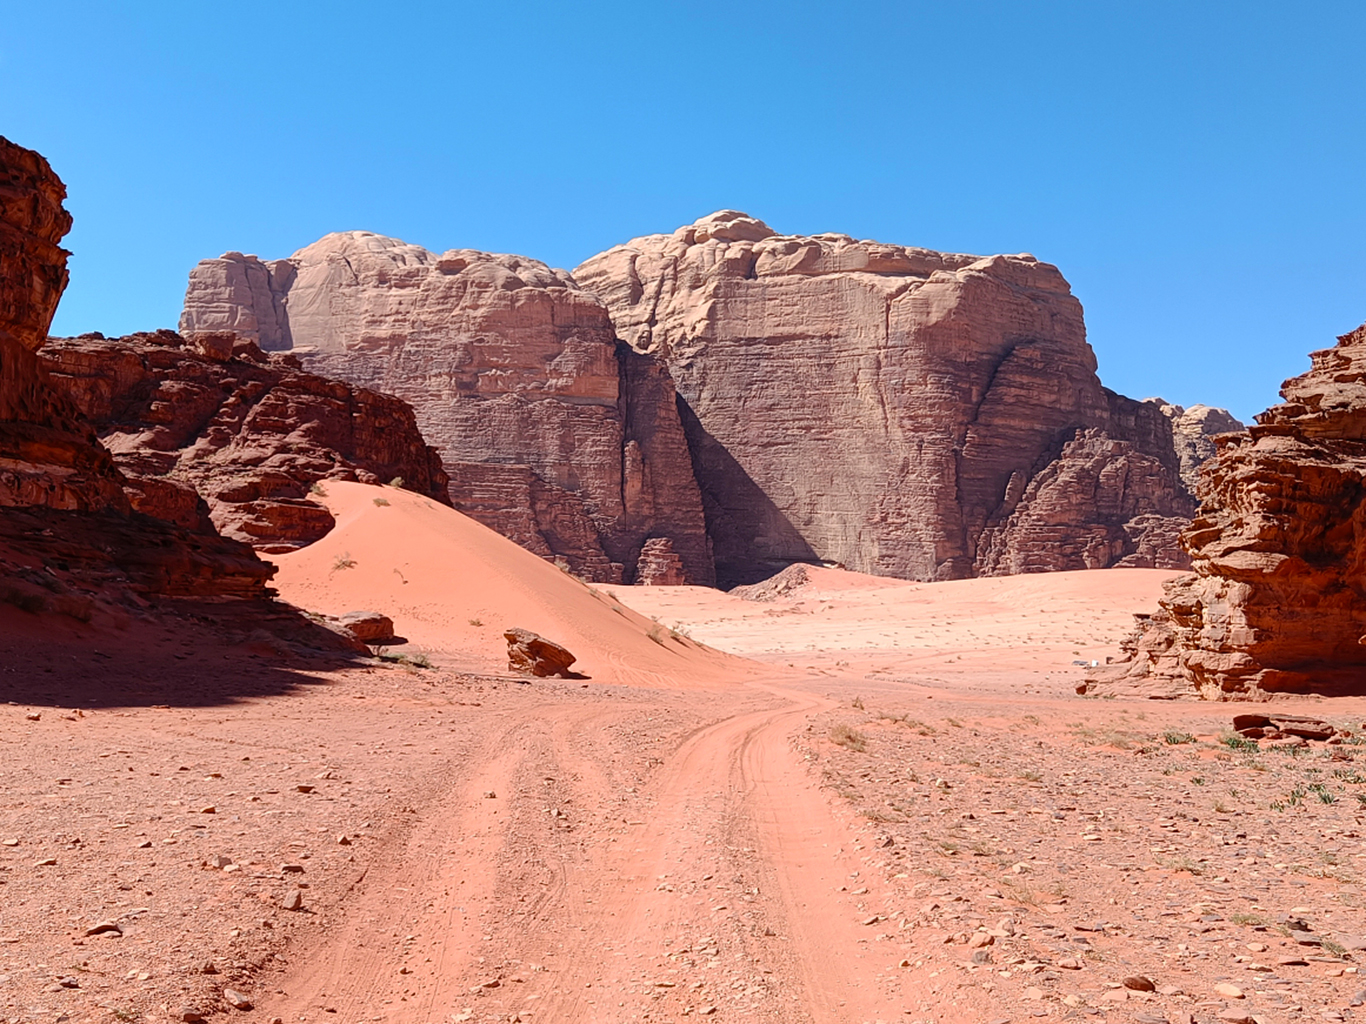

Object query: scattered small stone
[1099,988,1128,1003]
[137,840,152,849]
[201,961,219,975]
[337,835,351,845]
[1216,1012,1254,1024]
[483,791,497,799]
[281,863,305,874]
[282,889,304,911]
[200,806,216,814]
[1124,975,1156,991]
[25,713,40,721]
[33,857,56,867]
[968,931,994,948]
[210,855,233,869]
[296,784,315,793]
[179,1008,205,1023]
[0,838,16,846]
[1213,982,1244,998]
[84,921,122,937]
[58,976,79,988]
[1058,957,1083,970]
[223,988,253,1010]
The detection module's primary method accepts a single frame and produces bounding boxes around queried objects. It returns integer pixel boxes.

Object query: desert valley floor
[2,485,1365,1024]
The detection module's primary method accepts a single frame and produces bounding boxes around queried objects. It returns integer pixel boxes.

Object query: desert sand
[4,484,1365,1024]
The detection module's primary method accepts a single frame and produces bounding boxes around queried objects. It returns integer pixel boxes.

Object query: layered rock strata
[1085,323,1366,699]
[181,237,712,584]
[0,137,272,605]
[41,329,450,552]
[576,211,1197,585]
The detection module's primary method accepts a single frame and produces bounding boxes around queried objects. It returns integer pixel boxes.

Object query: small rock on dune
[504,627,577,678]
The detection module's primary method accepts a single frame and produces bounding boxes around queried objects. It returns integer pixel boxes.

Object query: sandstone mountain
[180,236,712,585]
[1085,322,1366,699]
[575,211,1202,585]
[0,136,272,608]
[40,329,450,552]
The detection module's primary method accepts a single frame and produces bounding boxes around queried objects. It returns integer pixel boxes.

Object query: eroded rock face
[1085,322,1366,699]
[0,137,273,604]
[576,211,1195,585]
[0,136,126,513]
[974,428,1194,574]
[181,235,712,585]
[1147,400,1245,493]
[41,329,450,552]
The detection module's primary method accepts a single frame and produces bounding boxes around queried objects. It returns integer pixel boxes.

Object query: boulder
[575,211,1198,586]
[1086,321,1366,698]
[329,611,396,644]
[504,627,577,678]
[40,330,450,552]
[180,236,712,585]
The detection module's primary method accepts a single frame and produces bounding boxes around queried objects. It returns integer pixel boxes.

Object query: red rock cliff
[0,136,273,605]
[1085,321,1366,699]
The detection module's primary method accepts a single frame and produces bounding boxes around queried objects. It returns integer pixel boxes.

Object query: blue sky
[4,2,1364,422]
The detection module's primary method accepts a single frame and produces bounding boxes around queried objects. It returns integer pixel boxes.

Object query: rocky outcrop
[1147,399,1245,493]
[40,329,450,552]
[974,428,1194,574]
[0,136,127,513]
[0,137,273,605]
[1085,322,1366,699]
[576,211,1196,586]
[180,237,712,585]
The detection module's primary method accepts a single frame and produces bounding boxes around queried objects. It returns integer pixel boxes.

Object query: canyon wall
[1085,322,1366,699]
[575,211,1199,586]
[180,236,713,585]
[41,329,450,552]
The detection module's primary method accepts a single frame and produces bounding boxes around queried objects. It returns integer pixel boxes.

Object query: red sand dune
[268,481,747,686]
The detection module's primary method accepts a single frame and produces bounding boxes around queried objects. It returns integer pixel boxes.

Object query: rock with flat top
[576,211,1196,585]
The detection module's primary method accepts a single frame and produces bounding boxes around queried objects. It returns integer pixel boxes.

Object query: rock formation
[0,136,126,513]
[1085,322,1366,699]
[1147,399,1245,493]
[0,136,273,605]
[180,237,713,585]
[41,329,450,552]
[504,626,577,677]
[575,211,1198,585]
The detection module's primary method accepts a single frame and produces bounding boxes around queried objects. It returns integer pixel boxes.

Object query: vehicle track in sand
[264,678,911,1024]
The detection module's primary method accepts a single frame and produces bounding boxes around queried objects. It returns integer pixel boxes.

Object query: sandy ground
[3,484,1365,1024]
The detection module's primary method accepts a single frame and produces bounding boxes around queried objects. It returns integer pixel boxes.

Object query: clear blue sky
[5,2,1364,422]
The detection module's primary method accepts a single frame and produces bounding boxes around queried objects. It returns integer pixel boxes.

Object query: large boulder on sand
[504,627,577,678]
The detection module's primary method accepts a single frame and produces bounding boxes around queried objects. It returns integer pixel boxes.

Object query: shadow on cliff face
[675,397,820,589]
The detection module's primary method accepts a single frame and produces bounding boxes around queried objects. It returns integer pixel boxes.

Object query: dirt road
[265,676,920,1024]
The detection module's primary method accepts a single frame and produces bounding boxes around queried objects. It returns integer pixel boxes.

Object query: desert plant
[388,476,405,488]
[309,480,328,496]
[468,618,483,627]
[647,625,667,646]
[372,497,390,506]
[331,553,357,571]
[1163,730,1196,745]
[829,723,867,752]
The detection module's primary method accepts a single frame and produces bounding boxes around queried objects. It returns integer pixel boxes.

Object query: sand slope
[268,481,746,686]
